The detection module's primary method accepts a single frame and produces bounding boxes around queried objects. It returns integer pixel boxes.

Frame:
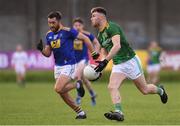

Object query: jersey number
[74,40,83,50]
[51,39,60,48]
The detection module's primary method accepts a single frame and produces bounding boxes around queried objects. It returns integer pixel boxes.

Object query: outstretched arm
[93,38,101,54]
[37,39,52,57]
[77,33,99,59]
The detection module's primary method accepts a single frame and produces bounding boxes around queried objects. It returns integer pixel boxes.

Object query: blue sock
[89,90,95,97]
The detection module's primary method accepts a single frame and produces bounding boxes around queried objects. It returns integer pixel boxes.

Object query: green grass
[0,81,180,125]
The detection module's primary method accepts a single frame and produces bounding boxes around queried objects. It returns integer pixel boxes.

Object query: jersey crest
[51,39,61,48]
[74,39,83,50]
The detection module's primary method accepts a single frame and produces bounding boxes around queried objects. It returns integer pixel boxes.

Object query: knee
[141,87,149,95]
[108,84,118,92]
[54,85,64,94]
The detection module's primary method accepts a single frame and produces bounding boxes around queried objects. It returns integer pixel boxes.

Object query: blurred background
[0,0,180,125]
[1,0,180,76]
[0,0,180,51]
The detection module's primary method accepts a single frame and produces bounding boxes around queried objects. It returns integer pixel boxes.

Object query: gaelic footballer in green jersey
[90,7,168,121]
[147,41,163,84]
[97,21,135,64]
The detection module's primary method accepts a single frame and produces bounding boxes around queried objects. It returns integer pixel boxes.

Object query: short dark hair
[47,11,62,20]
[91,7,107,16]
[73,17,84,24]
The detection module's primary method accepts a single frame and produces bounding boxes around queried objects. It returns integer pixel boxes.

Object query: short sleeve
[107,23,121,38]
[46,35,51,46]
[89,33,95,42]
[69,28,79,39]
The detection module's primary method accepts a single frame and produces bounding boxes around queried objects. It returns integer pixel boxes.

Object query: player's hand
[37,39,44,51]
[94,59,109,72]
[91,51,100,60]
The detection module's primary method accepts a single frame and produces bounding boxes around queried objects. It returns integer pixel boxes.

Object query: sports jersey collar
[55,27,62,33]
[100,21,109,32]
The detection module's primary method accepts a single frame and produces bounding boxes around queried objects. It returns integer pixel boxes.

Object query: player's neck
[54,24,63,33]
[99,20,108,32]
[58,23,63,30]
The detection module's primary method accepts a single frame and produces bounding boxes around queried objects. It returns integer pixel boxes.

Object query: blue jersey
[73,32,95,63]
[46,27,79,66]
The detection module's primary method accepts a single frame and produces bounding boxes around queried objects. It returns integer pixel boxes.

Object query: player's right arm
[83,31,101,54]
[37,39,52,57]
[77,32,99,59]
[93,38,101,54]
[101,48,108,59]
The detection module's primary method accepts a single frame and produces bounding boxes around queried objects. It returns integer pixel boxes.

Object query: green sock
[114,103,123,113]
[157,87,163,96]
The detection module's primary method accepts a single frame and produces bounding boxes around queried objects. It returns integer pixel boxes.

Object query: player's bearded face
[91,12,100,27]
[48,18,60,32]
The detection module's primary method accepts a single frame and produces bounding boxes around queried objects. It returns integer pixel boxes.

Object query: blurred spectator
[146,41,163,84]
[11,44,28,87]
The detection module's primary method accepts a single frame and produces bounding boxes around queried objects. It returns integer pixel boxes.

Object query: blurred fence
[1,50,180,71]
[1,50,180,83]
[0,0,180,51]
[0,51,54,70]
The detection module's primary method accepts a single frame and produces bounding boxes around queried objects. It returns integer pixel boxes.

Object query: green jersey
[97,21,135,64]
[148,47,162,64]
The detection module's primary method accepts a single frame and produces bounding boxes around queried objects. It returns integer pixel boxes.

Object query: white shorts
[76,59,88,68]
[112,55,143,80]
[54,64,76,79]
[147,64,161,73]
[15,66,26,75]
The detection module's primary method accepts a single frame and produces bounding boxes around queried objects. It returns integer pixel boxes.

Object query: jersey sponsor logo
[51,39,61,48]
[74,39,83,50]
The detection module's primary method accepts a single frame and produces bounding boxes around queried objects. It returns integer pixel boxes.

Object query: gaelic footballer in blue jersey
[36,11,99,119]
[73,17,101,106]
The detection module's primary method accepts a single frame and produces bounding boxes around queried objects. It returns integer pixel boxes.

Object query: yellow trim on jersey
[46,30,52,35]
[100,22,109,32]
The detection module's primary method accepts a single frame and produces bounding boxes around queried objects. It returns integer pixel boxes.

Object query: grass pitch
[0,81,180,125]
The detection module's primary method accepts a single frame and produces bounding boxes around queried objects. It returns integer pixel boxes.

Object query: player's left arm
[77,33,99,59]
[105,35,121,61]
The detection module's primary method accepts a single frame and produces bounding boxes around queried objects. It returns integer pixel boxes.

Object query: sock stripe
[74,106,79,111]
[74,106,82,113]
